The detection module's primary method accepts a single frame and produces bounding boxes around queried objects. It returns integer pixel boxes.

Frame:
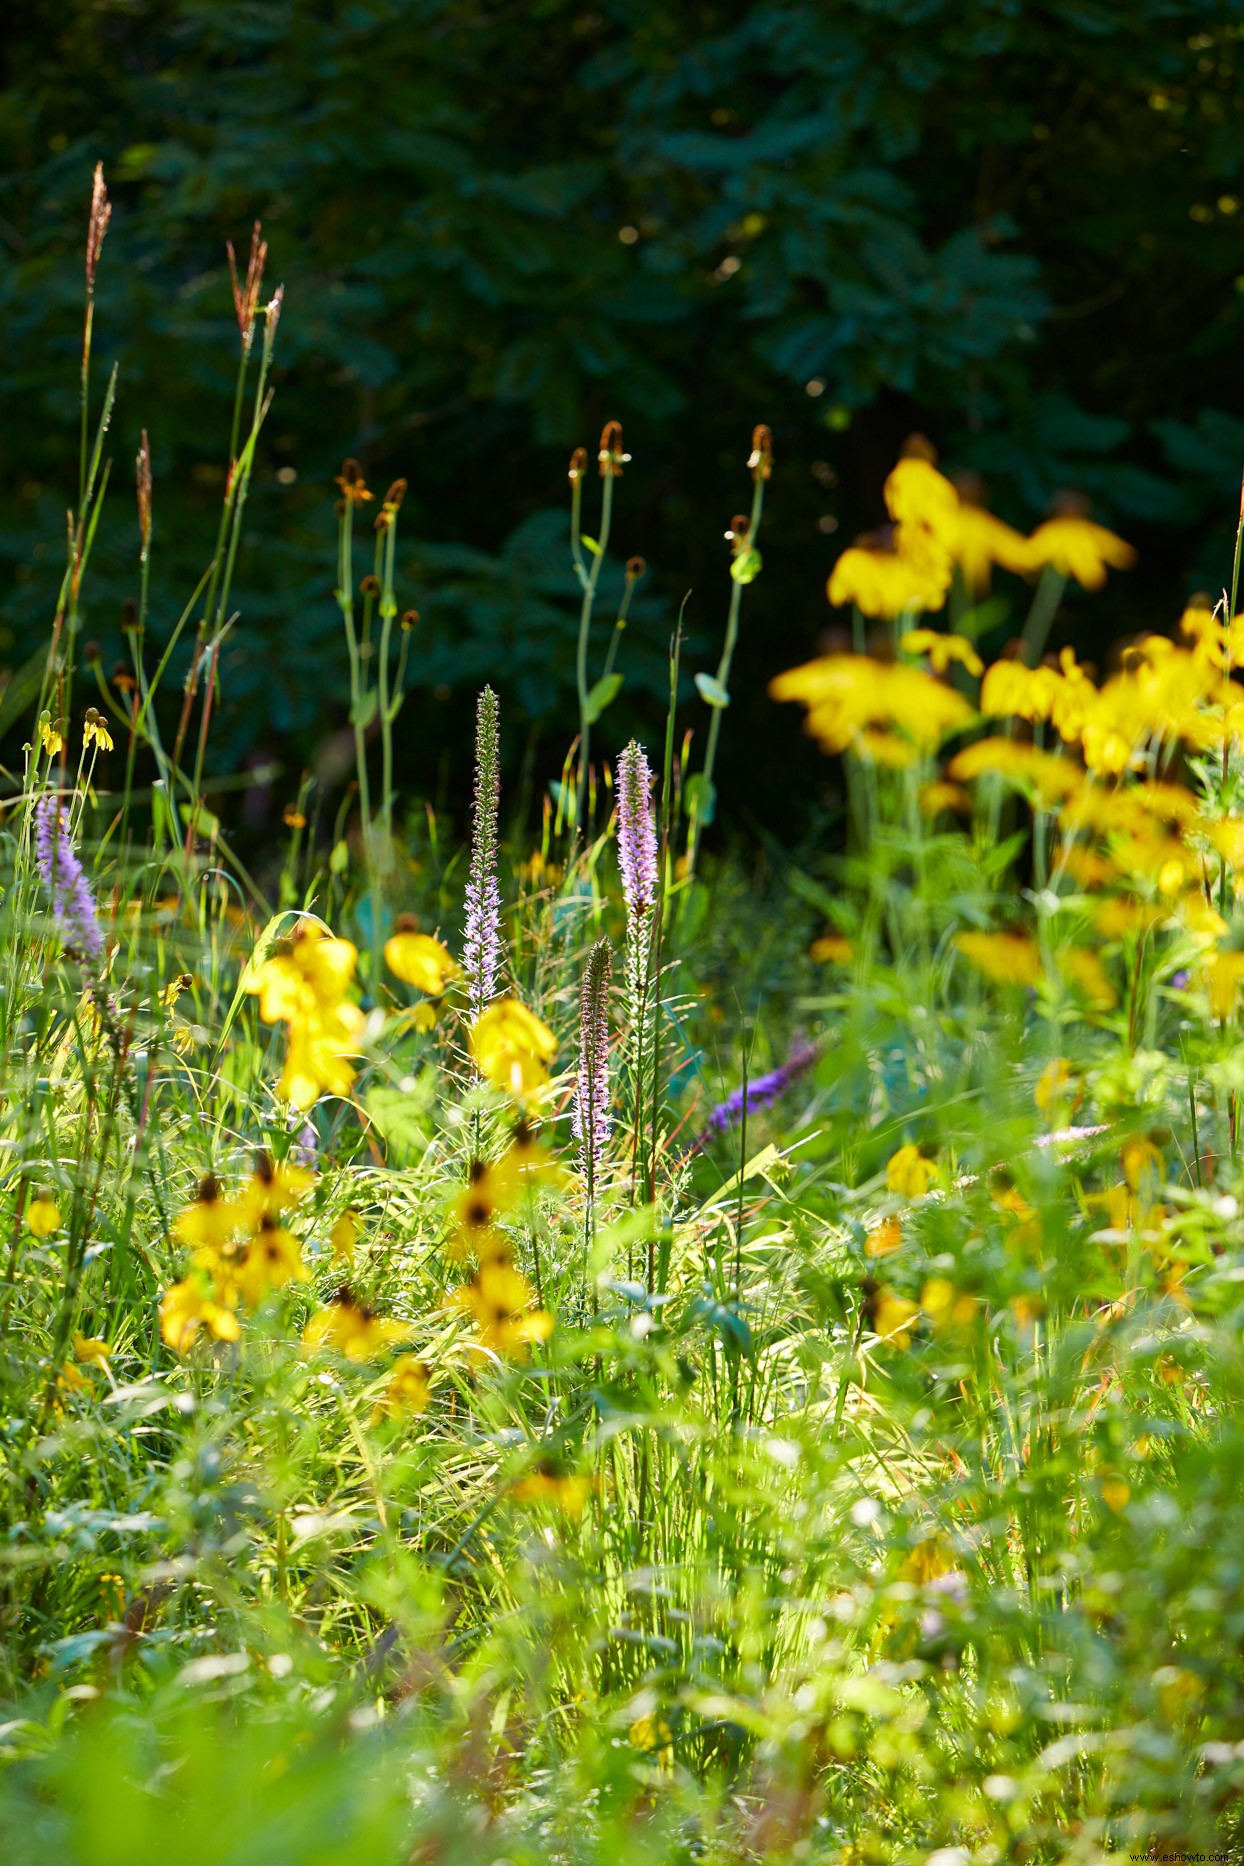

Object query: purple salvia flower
[34,797,105,967]
[697,1039,819,1148]
[573,938,612,1195]
[463,686,502,1024]
[616,741,658,915]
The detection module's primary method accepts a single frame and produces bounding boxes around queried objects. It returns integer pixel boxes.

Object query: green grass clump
[4,170,1244,1866]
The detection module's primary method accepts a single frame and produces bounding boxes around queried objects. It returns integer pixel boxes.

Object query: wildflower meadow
[6,159,1244,1866]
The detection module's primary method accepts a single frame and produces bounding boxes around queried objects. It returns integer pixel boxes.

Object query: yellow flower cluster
[244,921,365,1109]
[769,654,974,767]
[824,448,1134,621]
[159,1157,315,1354]
[445,1123,556,1360]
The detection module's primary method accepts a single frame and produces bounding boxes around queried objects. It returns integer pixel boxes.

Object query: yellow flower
[448,1259,554,1359]
[73,1333,111,1367]
[883,454,959,533]
[979,659,1060,723]
[173,1175,244,1253]
[232,1219,308,1307]
[26,1198,62,1238]
[870,1288,919,1349]
[37,714,64,757]
[374,1353,432,1417]
[954,930,1042,987]
[237,1153,317,1227]
[244,922,365,1108]
[1034,1059,1077,1117]
[1061,947,1118,1008]
[82,708,115,752]
[450,1157,523,1261]
[885,1144,937,1197]
[900,629,984,677]
[470,999,557,1098]
[770,655,973,757]
[303,1288,412,1360]
[1027,515,1136,590]
[1201,949,1244,1020]
[330,1210,360,1264]
[159,1277,241,1355]
[950,500,1035,594]
[510,1461,591,1516]
[947,738,1081,806]
[921,1278,979,1333]
[865,1217,903,1259]
[384,926,460,995]
[918,780,971,818]
[810,933,853,964]
[827,541,949,619]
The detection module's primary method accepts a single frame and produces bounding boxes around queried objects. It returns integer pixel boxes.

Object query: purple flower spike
[573,938,612,1195]
[463,686,502,1023]
[616,741,657,915]
[698,1039,819,1147]
[34,797,105,967]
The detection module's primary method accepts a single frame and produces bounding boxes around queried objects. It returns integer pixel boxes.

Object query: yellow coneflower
[237,1151,317,1227]
[510,1460,591,1516]
[159,1277,241,1354]
[448,1260,553,1360]
[469,999,558,1098]
[302,1288,412,1361]
[172,1175,243,1253]
[330,1210,360,1264]
[82,708,115,752]
[384,923,460,996]
[374,1353,432,1416]
[37,714,64,757]
[232,1218,308,1307]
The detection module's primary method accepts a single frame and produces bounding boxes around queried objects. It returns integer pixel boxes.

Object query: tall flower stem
[686,426,772,875]
[573,423,628,831]
[574,937,612,1282]
[463,687,503,1026]
[616,742,658,1199]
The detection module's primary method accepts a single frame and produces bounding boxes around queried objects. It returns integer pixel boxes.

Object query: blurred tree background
[2,0,1244,844]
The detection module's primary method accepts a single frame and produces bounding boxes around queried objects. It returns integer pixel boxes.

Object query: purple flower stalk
[697,1039,819,1148]
[616,741,658,1140]
[34,797,105,966]
[463,686,502,1023]
[573,938,612,1195]
[616,741,658,916]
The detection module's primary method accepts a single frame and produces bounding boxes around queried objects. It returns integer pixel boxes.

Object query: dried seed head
[568,447,589,483]
[401,609,419,631]
[626,555,647,580]
[226,221,268,351]
[121,598,140,633]
[359,574,381,598]
[265,284,284,342]
[86,163,111,291]
[335,458,373,505]
[136,430,152,552]
[598,421,630,477]
[724,514,751,555]
[747,423,773,481]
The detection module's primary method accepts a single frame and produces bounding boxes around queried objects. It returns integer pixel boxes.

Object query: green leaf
[684,772,717,825]
[694,672,731,709]
[580,533,601,557]
[584,671,623,723]
[350,690,378,729]
[730,547,762,585]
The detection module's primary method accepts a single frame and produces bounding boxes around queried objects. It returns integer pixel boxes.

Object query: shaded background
[3,0,1244,845]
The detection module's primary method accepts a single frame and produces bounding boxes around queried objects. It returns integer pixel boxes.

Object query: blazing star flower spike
[616,741,658,916]
[573,938,613,1193]
[34,796,106,967]
[463,686,503,1024]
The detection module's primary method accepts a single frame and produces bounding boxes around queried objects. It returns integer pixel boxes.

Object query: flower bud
[568,447,588,483]
[747,423,773,481]
[598,421,630,477]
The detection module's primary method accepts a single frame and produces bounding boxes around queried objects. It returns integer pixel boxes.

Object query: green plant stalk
[687,469,767,875]
[574,472,615,830]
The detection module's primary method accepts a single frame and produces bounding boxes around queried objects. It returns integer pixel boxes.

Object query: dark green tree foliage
[1,1,1243,831]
